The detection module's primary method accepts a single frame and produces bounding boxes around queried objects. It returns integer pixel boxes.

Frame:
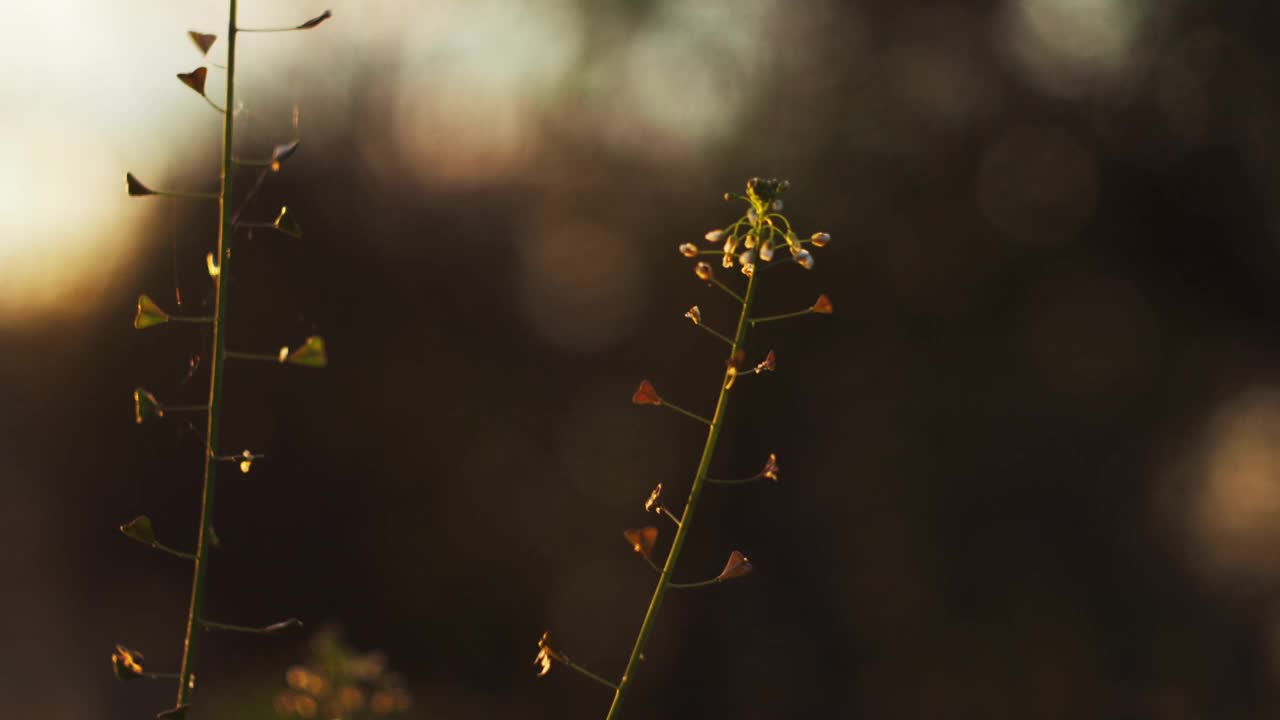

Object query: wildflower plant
[274,627,412,720]
[536,178,834,718]
[114,4,332,719]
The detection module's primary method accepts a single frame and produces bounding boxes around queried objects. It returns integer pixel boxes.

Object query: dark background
[6,0,1280,717]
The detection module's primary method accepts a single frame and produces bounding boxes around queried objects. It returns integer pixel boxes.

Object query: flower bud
[133,388,163,424]
[812,294,833,314]
[705,229,725,244]
[721,253,734,269]
[795,249,815,270]
[717,550,753,581]
[645,483,663,512]
[134,294,169,329]
[758,241,774,262]
[678,243,698,258]
[810,231,831,247]
[694,262,713,281]
[631,379,662,406]
[112,645,147,680]
[120,516,157,545]
[762,452,780,481]
[623,526,658,560]
[738,250,754,267]
[286,335,328,368]
[771,199,784,211]
[684,306,702,325]
[743,233,757,249]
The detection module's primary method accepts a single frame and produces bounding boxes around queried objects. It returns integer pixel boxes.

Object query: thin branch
[709,277,745,304]
[705,473,766,486]
[200,617,302,635]
[750,308,813,325]
[559,657,620,691]
[696,323,734,346]
[658,400,712,426]
[224,349,280,363]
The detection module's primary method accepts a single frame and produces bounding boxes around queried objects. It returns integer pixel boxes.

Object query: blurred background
[5,0,1280,717]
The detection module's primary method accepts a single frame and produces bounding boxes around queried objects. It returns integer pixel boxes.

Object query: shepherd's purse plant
[113,4,332,719]
[534,178,835,719]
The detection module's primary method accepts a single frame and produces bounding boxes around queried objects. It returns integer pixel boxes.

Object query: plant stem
[562,658,621,691]
[704,474,764,486]
[176,0,236,708]
[710,278,745,304]
[658,401,712,426]
[224,349,280,362]
[163,404,210,413]
[604,238,762,720]
[155,190,219,201]
[152,541,197,561]
[668,577,720,590]
[696,323,734,346]
[660,507,682,527]
[750,308,812,325]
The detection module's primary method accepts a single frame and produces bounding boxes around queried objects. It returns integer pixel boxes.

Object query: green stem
[224,349,280,362]
[641,554,717,589]
[660,507,682,527]
[604,226,763,720]
[668,577,720,590]
[199,618,298,634]
[176,0,236,708]
[709,278,745,304]
[657,401,711,426]
[750,308,812,325]
[561,657,621,691]
[155,190,218,201]
[200,93,227,114]
[704,474,764,486]
[151,541,197,561]
[696,323,733,346]
[163,404,209,413]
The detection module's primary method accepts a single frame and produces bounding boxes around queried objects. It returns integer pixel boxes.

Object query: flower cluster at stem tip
[683,177,832,278]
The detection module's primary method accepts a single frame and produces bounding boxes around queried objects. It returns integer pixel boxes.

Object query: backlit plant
[535,178,834,718]
[114,5,332,719]
[273,626,413,720]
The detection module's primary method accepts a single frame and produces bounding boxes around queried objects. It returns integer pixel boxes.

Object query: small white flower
[705,229,725,243]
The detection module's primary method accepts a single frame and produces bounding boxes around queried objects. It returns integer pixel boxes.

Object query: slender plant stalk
[176,0,237,706]
[604,241,763,720]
